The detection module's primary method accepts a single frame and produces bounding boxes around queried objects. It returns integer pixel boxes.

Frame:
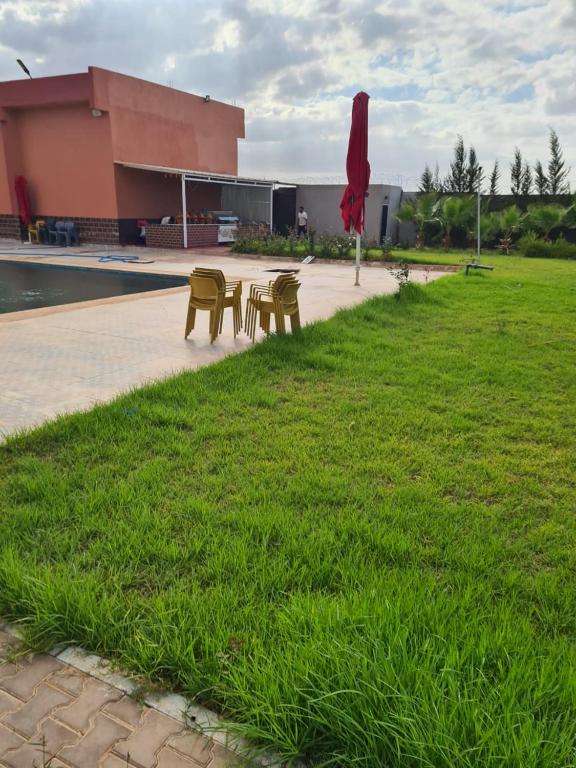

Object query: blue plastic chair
[63,221,79,246]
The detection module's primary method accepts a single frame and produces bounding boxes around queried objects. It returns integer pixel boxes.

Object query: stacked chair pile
[185,269,301,343]
[28,219,79,246]
[245,273,301,341]
[185,268,242,344]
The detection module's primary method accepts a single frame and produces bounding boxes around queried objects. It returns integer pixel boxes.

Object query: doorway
[379,205,389,242]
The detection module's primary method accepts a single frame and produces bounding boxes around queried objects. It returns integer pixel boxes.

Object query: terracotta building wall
[114,167,182,219]
[114,166,221,219]
[91,68,245,176]
[0,72,90,110]
[0,72,104,218]
[13,104,117,218]
[0,67,245,242]
[0,110,23,215]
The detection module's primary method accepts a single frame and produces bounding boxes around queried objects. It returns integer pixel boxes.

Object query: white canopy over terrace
[115,161,294,247]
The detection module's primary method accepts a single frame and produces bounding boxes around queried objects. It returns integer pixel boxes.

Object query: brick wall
[146,224,219,249]
[187,224,218,247]
[66,217,120,244]
[0,214,22,240]
[0,215,120,245]
[0,217,222,248]
[146,224,184,249]
[39,216,120,245]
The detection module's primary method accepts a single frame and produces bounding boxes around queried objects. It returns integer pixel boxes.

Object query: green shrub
[317,234,337,259]
[262,234,287,257]
[521,240,554,259]
[380,236,394,260]
[308,228,316,256]
[517,231,543,257]
[333,235,353,259]
[231,236,261,254]
[553,237,576,259]
[286,227,298,257]
[231,233,292,257]
[517,232,576,259]
[361,237,379,260]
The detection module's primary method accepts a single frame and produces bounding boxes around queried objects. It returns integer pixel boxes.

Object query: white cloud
[0,0,574,188]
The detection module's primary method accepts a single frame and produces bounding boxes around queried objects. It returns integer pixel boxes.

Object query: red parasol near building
[340,91,370,285]
[14,175,32,233]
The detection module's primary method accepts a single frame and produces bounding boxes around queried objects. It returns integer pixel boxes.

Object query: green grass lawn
[238,243,479,267]
[1,256,576,766]
[387,248,473,266]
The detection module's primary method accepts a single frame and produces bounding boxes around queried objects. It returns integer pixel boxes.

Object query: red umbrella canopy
[340,91,370,235]
[14,175,32,227]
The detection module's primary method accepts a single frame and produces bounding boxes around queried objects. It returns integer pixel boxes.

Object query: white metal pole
[355,231,361,286]
[181,174,188,249]
[477,168,482,264]
[269,185,274,233]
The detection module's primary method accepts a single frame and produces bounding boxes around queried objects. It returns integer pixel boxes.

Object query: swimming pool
[0,261,188,315]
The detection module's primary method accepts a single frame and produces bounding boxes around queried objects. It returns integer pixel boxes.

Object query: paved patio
[0,629,243,768]
[0,244,446,438]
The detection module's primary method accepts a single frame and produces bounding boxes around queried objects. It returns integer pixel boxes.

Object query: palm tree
[524,204,570,241]
[499,206,523,238]
[465,204,500,249]
[497,205,523,254]
[562,195,576,228]
[434,195,477,249]
[395,192,438,249]
[475,211,501,248]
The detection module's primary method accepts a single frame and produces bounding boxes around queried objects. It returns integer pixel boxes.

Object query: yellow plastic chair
[256,274,299,335]
[274,279,301,334]
[185,275,223,344]
[246,274,297,337]
[246,275,301,341]
[28,220,45,244]
[192,268,242,337]
[245,275,286,338]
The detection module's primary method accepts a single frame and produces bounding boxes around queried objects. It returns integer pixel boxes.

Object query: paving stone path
[0,631,240,768]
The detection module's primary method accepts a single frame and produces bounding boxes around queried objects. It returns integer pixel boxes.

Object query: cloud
[275,66,337,99]
[545,76,576,115]
[0,0,575,187]
[354,11,418,45]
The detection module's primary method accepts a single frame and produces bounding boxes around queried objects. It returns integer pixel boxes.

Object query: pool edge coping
[0,283,189,324]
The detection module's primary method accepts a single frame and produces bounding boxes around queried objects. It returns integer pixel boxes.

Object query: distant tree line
[419,129,571,196]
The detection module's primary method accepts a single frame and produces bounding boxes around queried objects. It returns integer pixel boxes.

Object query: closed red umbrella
[14,176,32,231]
[340,91,370,285]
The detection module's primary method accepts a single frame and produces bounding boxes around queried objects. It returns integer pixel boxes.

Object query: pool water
[0,261,188,314]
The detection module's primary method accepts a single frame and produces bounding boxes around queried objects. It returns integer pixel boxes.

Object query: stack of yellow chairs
[245,273,301,341]
[28,220,45,244]
[184,268,243,343]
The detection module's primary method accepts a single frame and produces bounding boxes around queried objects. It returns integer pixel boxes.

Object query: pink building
[0,66,263,246]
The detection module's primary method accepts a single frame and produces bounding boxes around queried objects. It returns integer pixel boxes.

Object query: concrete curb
[0,621,294,767]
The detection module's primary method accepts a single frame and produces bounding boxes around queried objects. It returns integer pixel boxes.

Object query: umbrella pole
[354,231,361,286]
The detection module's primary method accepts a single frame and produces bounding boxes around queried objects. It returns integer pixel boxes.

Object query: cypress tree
[446,136,467,193]
[548,129,570,194]
[510,148,523,196]
[489,161,500,195]
[466,146,483,192]
[521,161,533,195]
[534,160,549,195]
[419,164,435,193]
[432,163,442,193]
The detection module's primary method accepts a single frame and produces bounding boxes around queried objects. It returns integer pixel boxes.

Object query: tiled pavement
[0,631,242,768]
[0,246,447,438]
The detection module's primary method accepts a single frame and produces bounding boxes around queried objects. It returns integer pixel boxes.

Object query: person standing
[296,206,308,238]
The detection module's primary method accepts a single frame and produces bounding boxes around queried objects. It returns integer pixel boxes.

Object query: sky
[0,0,574,189]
